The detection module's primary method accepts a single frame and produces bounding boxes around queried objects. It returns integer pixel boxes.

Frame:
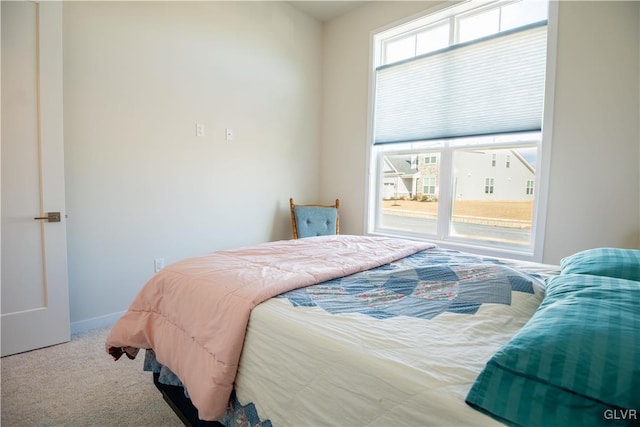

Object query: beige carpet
[1,326,183,426]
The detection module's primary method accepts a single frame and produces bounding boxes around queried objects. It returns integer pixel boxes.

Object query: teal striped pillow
[560,247,640,281]
[466,273,640,426]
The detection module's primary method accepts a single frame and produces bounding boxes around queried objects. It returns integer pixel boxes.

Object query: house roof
[511,149,535,174]
[385,155,419,175]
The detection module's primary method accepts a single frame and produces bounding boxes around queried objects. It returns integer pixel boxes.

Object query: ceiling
[289,1,366,22]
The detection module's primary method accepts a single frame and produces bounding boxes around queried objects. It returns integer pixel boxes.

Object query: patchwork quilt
[277,248,541,320]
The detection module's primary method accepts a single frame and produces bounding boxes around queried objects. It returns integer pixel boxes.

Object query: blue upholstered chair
[289,198,340,239]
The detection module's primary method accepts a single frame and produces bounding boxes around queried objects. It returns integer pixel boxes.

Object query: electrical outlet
[196,123,205,137]
[225,128,233,141]
[154,258,165,272]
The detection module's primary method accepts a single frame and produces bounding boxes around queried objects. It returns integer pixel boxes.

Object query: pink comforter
[105,235,434,420]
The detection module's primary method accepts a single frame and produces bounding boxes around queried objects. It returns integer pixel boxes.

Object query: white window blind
[374,22,547,145]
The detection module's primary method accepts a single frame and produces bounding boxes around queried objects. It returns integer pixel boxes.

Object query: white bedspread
[234,255,558,426]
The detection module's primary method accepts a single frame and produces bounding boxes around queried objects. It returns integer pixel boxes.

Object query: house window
[484,178,495,194]
[409,155,418,170]
[423,155,437,164]
[369,0,552,258]
[423,177,437,196]
[526,180,534,195]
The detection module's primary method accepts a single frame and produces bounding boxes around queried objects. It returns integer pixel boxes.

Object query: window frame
[371,136,539,251]
[365,0,559,262]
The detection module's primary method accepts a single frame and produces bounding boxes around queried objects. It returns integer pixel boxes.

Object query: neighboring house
[382,155,420,199]
[453,149,535,201]
[383,149,534,201]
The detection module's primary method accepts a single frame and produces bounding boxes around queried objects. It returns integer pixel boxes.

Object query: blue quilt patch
[221,391,273,427]
[277,249,538,320]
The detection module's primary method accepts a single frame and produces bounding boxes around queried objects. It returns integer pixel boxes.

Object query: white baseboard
[70,311,125,336]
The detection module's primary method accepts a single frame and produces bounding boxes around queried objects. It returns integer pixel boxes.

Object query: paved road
[380,214,531,245]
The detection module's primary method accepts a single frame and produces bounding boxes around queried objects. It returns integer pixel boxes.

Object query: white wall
[320,1,640,265]
[542,1,640,262]
[320,1,439,239]
[64,1,322,328]
[61,0,640,329]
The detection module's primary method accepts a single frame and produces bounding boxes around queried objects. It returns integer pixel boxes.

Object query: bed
[106,236,639,426]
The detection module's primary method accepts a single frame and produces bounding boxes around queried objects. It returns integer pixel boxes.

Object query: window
[383,21,450,64]
[484,178,495,194]
[423,177,437,196]
[369,0,551,258]
[526,180,535,195]
[456,0,548,44]
[424,155,437,164]
[457,7,500,43]
[409,155,418,169]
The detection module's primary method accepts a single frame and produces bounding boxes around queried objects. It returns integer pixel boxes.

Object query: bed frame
[153,372,223,427]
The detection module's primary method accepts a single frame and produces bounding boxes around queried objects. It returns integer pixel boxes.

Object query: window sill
[367,230,539,263]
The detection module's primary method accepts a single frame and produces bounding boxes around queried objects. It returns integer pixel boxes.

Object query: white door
[1,2,70,357]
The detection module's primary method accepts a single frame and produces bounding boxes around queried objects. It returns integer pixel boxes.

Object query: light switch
[226,128,234,141]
